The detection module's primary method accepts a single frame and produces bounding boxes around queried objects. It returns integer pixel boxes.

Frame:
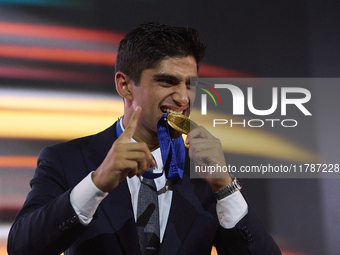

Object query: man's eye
[160,80,174,85]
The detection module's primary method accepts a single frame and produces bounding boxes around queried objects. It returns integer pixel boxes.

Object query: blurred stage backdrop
[1,1,340,255]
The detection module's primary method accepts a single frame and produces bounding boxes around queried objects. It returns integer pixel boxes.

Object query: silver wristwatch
[213,175,242,200]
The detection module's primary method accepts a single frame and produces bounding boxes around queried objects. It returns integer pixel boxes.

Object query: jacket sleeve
[7,146,90,255]
[214,206,282,255]
[212,179,282,255]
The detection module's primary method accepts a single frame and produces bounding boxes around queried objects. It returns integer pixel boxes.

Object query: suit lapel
[101,180,141,255]
[159,173,203,255]
[82,122,141,255]
[83,123,118,170]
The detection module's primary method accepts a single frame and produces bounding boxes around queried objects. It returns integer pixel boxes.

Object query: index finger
[188,126,214,139]
[120,106,142,142]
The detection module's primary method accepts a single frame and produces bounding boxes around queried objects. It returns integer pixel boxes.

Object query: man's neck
[133,130,160,152]
[121,117,159,151]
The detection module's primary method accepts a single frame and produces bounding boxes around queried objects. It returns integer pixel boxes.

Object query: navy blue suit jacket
[8,122,281,255]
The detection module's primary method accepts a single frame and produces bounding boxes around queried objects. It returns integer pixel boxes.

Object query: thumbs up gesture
[92,106,155,192]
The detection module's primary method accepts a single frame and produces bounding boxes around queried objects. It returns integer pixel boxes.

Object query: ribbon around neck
[115,113,185,180]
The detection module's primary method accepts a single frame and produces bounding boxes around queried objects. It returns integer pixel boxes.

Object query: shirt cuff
[70,171,108,225]
[216,190,248,229]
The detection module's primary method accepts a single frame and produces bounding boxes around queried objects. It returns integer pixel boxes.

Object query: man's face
[131,56,198,138]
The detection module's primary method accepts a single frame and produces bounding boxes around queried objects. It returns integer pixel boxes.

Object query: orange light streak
[0,21,125,43]
[0,65,114,83]
[199,63,257,78]
[0,45,254,76]
[0,94,124,141]
[0,156,37,168]
[0,22,257,78]
[0,45,117,66]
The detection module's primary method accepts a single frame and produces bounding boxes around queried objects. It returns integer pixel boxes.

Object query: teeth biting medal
[165,113,198,134]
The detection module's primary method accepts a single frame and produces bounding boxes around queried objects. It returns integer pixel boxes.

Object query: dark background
[1,1,340,254]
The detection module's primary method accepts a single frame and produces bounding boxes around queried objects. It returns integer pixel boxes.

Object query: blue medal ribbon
[115,113,185,180]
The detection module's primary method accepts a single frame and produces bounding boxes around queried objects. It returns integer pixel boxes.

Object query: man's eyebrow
[152,73,199,82]
[152,73,180,81]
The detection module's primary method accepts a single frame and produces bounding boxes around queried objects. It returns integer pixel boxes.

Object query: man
[8,22,281,255]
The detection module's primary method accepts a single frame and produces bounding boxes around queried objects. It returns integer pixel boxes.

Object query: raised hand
[92,106,155,192]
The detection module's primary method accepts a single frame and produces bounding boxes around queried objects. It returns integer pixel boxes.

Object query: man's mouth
[161,107,184,115]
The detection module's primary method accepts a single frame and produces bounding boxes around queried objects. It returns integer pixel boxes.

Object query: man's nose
[172,84,190,106]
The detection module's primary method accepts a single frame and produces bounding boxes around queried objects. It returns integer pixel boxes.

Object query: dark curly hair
[115,22,206,85]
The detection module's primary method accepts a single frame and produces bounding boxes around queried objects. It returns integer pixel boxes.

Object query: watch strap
[214,176,242,200]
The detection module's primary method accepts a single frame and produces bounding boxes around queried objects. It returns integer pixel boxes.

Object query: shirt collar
[119,117,163,174]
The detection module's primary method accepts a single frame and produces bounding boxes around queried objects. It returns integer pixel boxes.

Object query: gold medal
[165,113,198,134]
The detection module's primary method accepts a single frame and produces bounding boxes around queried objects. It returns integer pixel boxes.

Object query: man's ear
[115,72,134,100]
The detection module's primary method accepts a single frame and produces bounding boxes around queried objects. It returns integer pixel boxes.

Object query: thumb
[119,106,142,143]
[185,132,190,146]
